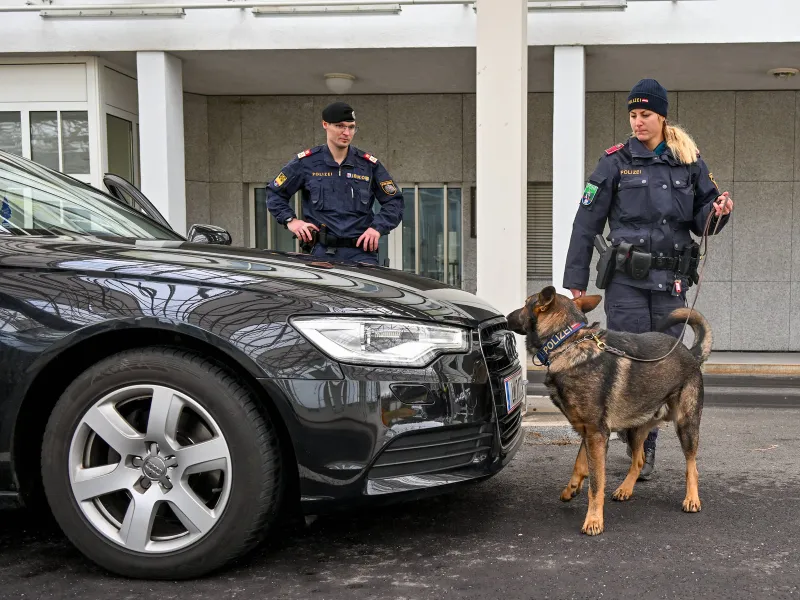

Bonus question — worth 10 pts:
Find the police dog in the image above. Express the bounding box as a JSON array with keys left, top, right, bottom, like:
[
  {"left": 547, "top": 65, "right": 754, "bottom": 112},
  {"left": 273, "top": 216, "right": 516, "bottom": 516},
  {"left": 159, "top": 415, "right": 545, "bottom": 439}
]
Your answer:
[{"left": 506, "top": 286, "right": 712, "bottom": 536}]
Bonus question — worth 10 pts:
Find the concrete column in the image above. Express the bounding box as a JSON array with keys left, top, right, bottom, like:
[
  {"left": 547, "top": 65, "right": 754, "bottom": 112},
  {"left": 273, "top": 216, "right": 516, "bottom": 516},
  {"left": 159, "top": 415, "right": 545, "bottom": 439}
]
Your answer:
[
  {"left": 552, "top": 46, "right": 586, "bottom": 296},
  {"left": 136, "top": 51, "right": 187, "bottom": 234},
  {"left": 476, "top": 0, "right": 528, "bottom": 364}
]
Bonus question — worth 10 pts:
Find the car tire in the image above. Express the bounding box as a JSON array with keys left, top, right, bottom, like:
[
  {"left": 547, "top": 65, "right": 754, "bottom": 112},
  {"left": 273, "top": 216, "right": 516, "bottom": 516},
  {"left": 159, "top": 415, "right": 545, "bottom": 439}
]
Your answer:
[{"left": 41, "top": 347, "right": 283, "bottom": 579}]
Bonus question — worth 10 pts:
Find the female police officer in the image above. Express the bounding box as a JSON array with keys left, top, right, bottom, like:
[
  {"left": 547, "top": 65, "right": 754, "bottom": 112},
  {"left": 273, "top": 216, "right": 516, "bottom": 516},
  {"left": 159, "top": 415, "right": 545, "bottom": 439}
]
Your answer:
[{"left": 563, "top": 78, "right": 733, "bottom": 480}]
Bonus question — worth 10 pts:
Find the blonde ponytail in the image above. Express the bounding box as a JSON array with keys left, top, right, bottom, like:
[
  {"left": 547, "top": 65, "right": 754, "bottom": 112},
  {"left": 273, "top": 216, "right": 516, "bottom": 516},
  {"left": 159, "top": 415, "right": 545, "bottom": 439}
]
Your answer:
[{"left": 663, "top": 122, "right": 699, "bottom": 165}]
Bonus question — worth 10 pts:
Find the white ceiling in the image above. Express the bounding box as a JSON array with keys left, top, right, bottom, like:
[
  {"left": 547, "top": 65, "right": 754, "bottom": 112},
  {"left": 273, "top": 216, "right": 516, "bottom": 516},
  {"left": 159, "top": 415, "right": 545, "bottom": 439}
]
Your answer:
[{"left": 95, "top": 43, "right": 800, "bottom": 95}]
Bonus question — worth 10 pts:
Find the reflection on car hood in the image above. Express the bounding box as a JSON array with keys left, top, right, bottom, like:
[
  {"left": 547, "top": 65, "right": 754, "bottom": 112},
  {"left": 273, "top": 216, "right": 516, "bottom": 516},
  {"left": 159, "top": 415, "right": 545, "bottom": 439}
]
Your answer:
[{"left": 1, "top": 236, "right": 505, "bottom": 326}]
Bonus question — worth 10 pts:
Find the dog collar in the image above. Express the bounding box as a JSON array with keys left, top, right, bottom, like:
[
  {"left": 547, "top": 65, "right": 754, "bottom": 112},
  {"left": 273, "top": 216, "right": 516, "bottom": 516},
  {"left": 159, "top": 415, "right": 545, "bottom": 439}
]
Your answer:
[{"left": 535, "top": 322, "right": 587, "bottom": 367}]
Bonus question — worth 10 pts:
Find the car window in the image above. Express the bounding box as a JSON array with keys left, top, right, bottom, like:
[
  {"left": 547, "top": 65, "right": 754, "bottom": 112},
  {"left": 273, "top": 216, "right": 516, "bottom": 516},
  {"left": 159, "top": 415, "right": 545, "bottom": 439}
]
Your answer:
[{"left": 0, "top": 152, "right": 182, "bottom": 241}]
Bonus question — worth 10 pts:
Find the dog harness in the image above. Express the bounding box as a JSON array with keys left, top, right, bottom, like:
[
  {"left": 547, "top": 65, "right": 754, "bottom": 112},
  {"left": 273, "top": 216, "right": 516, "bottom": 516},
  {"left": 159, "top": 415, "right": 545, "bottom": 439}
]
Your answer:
[{"left": 534, "top": 322, "right": 587, "bottom": 367}]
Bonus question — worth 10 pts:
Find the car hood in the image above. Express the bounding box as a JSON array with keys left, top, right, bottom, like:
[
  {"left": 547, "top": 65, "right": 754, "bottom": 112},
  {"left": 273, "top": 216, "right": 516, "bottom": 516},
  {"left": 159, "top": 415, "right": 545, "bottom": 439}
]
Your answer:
[{"left": 4, "top": 237, "right": 506, "bottom": 327}]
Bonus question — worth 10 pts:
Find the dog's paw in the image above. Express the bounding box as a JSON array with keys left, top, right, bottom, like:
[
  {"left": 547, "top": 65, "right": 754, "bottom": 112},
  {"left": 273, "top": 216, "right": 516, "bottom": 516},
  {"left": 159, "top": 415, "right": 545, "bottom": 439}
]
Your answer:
[
  {"left": 581, "top": 515, "right": 604, "bottom": 536},
  {"left": 682, "top": 496, "right": 702, "bottom": 513},
  {"left": 612, "top": 485, "right": 634, "bottom": 502},
  {"left": 560, "top": 484, "right": 581, "bottom": 502}
]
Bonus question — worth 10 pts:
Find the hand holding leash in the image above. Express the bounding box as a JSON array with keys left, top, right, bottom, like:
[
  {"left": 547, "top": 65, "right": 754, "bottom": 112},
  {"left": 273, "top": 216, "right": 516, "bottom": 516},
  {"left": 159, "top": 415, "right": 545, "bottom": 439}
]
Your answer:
[{"left": 713, "top": 191, "right": 733, "bottom": 217}]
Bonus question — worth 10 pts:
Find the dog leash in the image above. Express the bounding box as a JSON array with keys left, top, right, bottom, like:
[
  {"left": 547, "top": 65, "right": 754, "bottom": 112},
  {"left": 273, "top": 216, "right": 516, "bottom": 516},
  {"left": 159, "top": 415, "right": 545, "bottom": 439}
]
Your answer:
[{"left": 583, "top": 197, "right": 727, "bottom": 363}]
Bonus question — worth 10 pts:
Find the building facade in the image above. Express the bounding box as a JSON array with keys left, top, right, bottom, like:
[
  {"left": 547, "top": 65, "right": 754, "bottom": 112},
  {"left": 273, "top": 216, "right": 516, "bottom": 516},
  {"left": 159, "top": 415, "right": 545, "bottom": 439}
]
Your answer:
[{"left": 1, "top": 0, "right": 800, "bottom": 352}]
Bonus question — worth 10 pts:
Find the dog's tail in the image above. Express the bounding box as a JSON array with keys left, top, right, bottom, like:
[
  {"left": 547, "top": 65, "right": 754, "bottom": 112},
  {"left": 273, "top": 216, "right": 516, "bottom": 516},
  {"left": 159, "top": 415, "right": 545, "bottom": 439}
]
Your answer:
[{"left": 655, "top": 308, "right": 713, "bottom": 363}]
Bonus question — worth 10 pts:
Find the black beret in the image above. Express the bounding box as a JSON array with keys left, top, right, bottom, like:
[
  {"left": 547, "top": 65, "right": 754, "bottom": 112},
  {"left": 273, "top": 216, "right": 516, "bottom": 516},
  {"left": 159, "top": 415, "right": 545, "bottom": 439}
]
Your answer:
[{"left": 322, "top": 101, "right": 355, "bottom": 123}]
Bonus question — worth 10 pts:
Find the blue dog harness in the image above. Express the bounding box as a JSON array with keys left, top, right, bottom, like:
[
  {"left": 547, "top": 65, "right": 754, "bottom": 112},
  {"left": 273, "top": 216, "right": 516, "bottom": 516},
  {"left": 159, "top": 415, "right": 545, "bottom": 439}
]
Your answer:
[{"left": 534, "top": 322, "right": 587, "bottom": 367}]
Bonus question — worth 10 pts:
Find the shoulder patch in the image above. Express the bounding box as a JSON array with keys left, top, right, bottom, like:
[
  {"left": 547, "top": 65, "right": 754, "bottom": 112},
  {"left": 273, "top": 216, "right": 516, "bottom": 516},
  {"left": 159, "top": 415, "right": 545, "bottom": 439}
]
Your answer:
[
  {"left": 363, "top": 152, "right": 378, "bottom": 164},
  {"left": 380, "top": 180, "right": 398, "bottom": 196},
  {"left": 605, "top": 143, "right": 625, "bottom": 156},
  {"left": 581, "top": 182, "right": 599, "bottom": 206},
  {"left": 297, "top": 149, "right": 312, "bottom": 159}
]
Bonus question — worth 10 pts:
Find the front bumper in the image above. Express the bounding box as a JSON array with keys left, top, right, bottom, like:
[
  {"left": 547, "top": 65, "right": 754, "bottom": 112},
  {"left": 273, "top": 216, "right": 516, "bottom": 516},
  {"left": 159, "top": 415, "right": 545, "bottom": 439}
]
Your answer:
[{"left": 259, "top": 317, "right": 524, "bottom": 513}]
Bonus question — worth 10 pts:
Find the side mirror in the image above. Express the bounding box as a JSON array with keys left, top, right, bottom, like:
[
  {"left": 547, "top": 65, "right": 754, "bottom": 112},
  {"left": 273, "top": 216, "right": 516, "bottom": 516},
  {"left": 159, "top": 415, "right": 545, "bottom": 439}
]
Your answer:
[{"left": 187, "top": 224, "right": 232, "bottom": 246}]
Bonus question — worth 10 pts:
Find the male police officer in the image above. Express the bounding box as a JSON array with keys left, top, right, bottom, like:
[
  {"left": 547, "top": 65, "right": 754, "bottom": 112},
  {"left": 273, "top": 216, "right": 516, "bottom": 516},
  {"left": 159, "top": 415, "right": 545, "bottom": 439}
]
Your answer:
[{"left": 265, "top": 102, "right": 404, "bottom": 265}]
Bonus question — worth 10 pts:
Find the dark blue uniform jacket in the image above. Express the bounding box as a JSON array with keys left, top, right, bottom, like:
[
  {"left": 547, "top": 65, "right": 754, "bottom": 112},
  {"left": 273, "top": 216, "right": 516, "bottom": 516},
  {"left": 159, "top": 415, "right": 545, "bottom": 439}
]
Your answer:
[
  {"left": 266, "top": 144, "right": 404, "bottom": 239},
  {"left": 563, "top": 137, "right": 730, "bottom": 292}
]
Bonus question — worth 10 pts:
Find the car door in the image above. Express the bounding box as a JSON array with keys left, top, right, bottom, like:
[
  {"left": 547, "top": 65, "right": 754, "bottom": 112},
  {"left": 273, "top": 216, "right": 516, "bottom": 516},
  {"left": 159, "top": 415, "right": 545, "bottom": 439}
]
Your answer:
[{"left": 103, "top": 173, "right": 174, "bottom": 232}]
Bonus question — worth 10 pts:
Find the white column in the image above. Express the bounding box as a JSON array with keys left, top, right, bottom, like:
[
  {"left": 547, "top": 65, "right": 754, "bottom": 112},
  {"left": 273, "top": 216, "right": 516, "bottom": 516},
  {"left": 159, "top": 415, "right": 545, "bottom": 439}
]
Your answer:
[
  {"left": 136, "top": 51, "right": 187, "bottom": 235},
  {"left": 476, "top": 0, "right": 528, "bottom": 364},
  {"left": 552, "top": 46, "right": 586, "bottom": 296}
]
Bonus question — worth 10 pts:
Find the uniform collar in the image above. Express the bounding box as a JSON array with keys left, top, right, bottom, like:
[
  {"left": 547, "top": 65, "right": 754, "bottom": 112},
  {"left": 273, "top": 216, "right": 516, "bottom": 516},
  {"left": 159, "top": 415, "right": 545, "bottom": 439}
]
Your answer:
[
  {"left": 629, "top": 137, "right": 677, "bottom": 164},
  {"left": 629, "top": 137, "right": 655, "bottom": 158},
  {"left": 322, "top": 143, "right": 357, "bottom": 168}
]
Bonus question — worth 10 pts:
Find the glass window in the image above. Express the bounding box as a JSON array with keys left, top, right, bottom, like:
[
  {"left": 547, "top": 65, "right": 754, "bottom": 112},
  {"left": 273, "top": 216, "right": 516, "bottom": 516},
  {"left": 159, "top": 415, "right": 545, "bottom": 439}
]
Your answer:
[
  {"left": 253, "top": 187, "right": 299, "bottom": 252},
  {"left": 30, "top": 112, "right": 60, "bottom": 171},
  {"left": 250, "top": 183, "right": 462, "bottom": 284},
  {"left": 61, "top": 111, "right": 90, "bottom": 174},
  {"left": 372, "top": 200, "right": 389, "bottom": 267},
  {"left": 0, "top": 112, "right": 22, "bottom": 157},
  {"left": 419, "top": 188, "right": 444, "bottom": 281},
  {"left": 106, "top": 114, "right": 134, "bottom": 182},
  {"left": 0, "top": 152, "right": 180, "bottom": 240},
  {"left": 401, "top": 186, "right": 416, "bottom": 274},
  {"left": 134, "top": 122, "right": 141, "bottom": 185},
  {"left": 447, "top": 187, "right": 462, "bottom": 288}
]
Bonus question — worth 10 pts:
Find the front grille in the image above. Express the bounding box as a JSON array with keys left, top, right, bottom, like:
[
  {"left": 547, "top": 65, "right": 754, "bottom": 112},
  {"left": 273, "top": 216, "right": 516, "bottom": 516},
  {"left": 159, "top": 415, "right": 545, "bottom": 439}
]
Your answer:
[
  {"left": 480, "top": 319, "right": 525, "bottom": 450},
  {"left": 479, "top": 321, "right": 507, "bottom": 343},
  {"left": 368, "top": 424, "right": 494, "bottom": 480},
  {"left": 480, "top": 321, "right": 518, "bottom": 373},
  {"left": 499, "top": 402, "right": 523, "bottom": 448}
]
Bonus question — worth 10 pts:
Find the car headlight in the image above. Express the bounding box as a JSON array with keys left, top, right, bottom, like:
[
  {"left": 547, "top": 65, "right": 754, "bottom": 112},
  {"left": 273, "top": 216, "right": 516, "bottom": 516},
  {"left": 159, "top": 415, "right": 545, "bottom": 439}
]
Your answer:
[{"left": 291, "top": 317, "right": 470, "bottom": 367}]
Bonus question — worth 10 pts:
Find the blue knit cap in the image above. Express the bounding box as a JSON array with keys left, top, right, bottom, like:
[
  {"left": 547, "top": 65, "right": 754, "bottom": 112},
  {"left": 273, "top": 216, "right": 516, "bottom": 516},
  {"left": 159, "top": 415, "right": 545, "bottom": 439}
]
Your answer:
[{"left": 627, "top": 79, "right": 668, "bottom": 117}]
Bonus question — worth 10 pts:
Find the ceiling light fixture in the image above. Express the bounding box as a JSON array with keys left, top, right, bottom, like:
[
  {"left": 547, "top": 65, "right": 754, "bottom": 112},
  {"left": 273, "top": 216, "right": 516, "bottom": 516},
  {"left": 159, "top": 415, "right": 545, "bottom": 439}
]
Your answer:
[
  {"left": 324, "top": 73, "right": 356, "bottom": 94},
  {"left": 767, "top": 68, "right": 799, "bottom": 80},
  {"left": 39, "top": 7, "right": 185, "bottom": 17},
  {"left": 527, "top": 0, "right": 627, "bottom": 10},
  {"left": 252, "top": 4, "right": 401, "bottom": 16}
]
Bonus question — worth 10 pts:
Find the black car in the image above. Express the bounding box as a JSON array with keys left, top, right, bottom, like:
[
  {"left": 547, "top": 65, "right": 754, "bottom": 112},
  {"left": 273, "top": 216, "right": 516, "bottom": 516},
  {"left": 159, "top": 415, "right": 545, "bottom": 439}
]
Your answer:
[{"left": 0, "top": 150, "right": 525, "bottom": 579}]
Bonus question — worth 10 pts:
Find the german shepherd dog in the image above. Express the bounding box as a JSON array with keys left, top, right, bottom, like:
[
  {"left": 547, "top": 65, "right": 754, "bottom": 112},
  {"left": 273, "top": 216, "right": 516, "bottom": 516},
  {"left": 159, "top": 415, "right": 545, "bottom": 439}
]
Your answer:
[{"left": 506, "top": 286, "right": 712, "bottom": 536}]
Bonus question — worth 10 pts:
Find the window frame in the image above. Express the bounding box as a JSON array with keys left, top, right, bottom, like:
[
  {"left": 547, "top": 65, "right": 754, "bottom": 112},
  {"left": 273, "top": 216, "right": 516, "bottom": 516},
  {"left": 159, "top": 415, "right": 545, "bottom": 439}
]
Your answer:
[
  {"left": 0, "top": 103, "right": 93, "bottom": 183},
  {"left": 248, "top": 183, "right": 302, "bottom": 252},
  {"left": 246, "top": 182, "right": 464, "bottom": 288},
  {"left": 398, "top": 182, "right": 463, "bottom": 287},
  {"left": 104, "top": 106, "right": 140, "bottom": 187}
]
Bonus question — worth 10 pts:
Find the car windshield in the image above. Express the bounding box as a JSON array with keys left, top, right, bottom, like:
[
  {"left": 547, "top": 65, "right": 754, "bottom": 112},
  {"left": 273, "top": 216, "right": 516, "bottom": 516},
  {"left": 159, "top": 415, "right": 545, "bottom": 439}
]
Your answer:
[{"left": 0, "top": 152, "right": 182, "bottom": 240}]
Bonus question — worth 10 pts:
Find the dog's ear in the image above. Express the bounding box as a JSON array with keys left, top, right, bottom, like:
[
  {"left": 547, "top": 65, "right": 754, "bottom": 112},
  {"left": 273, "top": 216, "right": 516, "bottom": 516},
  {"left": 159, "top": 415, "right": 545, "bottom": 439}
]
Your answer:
[
  {"left": 574, "top": 294, "right": 602, "bottom": 314},
  {"left": 506, "top": 307, "right": 527, "bottom": 335},
  {"left": 536, "top": 286, "right": 556, "bottom": 313}
]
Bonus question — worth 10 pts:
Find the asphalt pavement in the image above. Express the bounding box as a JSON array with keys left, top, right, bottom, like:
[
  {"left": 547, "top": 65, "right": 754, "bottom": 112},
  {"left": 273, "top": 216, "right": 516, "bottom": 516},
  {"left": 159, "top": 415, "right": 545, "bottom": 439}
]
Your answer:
[{"left": 1, "top": 405, "right": 799, "bottom": 600}]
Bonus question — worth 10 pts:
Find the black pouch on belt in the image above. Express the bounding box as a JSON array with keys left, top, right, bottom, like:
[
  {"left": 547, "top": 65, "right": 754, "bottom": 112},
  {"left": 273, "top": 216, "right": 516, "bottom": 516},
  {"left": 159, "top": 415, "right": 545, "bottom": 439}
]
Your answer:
[
  {"left": 627, "top": 249, "right": 652, "bottom": 280},
  {"left": 615, "top": 242, "right": 633, "bottom": 273}
]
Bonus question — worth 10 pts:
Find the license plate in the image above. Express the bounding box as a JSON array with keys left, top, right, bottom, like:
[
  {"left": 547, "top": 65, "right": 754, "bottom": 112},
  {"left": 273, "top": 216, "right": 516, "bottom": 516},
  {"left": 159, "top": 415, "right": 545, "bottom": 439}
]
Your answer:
[{"left": 503, "top": 369, "right": 525, "bottom": 413}]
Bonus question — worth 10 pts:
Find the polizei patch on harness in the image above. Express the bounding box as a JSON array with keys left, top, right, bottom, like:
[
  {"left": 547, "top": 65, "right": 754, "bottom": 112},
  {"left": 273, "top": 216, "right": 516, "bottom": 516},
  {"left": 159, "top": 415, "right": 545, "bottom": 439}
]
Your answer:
[
  {"left": 535, "top": 322, "right": 586, "bottom": 367},
  {"left": 581, "top": 183, "right": 599, "bottom": 206}
]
